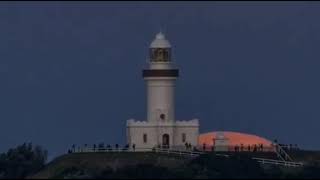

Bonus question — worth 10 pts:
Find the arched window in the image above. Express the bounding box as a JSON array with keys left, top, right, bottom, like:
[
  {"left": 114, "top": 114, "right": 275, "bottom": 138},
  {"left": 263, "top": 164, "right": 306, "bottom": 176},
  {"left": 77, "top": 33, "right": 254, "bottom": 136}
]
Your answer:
[
  {"left": 143, "top": 134, "right": 147, "bottom": 143},
  {"left": 160, "top": 114, "right": 165, "bottom": 120},
  {"left": 182, "top": 133, "right": 186, "bottom": 143}
]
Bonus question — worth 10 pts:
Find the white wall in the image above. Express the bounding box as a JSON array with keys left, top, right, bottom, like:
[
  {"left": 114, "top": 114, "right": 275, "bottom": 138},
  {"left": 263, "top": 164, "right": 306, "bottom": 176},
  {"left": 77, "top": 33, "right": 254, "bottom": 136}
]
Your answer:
[
  {"left": 127, "top": 126, "right": 157, "bottom": 150},
  {"left": 174, "top": 126, "right": 199, "bottom": 147},
  {"left": 145, "top": 78, "right": 176, "bottom": 123},
  {"left": 127, "top": 119, "right": 199, "bottom": 151}
]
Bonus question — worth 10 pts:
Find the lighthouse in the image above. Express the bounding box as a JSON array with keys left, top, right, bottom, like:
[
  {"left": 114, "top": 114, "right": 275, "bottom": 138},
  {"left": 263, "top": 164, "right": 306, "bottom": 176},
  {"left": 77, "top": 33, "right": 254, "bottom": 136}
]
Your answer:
[
  {"left": 143, "top": 32, "right": 178, "bottom": 124},
  {"left": 126, "top": 32, "right": 199, "bottom": 151}
]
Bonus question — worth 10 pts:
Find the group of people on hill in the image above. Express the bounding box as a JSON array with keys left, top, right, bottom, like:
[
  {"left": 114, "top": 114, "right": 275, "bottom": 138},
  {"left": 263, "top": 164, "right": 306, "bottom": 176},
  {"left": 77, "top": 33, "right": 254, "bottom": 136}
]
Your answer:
[
  {"left": 233, "top": 143, "right": 264, "bottom": 152},
  {"left": 199, "top": 143, "right": 267, "bottom": 152},
  {"left": 67, "top": 139, "right": 300, "bottom": 154},
  {"left": 185, "top": 142, "right": 193, "bottom": 150},
  {"left": 278, "top": 144, "right": 300, "bottom": 151},
  {"left": 273, "top": 139, "right": 299, "bottom": 151},
  {"left": 67, "top": 143, "right": 137, "bottom": 153}
]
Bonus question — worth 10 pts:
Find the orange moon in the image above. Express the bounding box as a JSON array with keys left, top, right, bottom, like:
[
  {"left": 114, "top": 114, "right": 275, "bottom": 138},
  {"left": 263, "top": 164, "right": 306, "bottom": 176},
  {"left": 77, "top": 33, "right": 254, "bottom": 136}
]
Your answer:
[{"left": 199, "top": 131, "right": 273, "bottom": 147}]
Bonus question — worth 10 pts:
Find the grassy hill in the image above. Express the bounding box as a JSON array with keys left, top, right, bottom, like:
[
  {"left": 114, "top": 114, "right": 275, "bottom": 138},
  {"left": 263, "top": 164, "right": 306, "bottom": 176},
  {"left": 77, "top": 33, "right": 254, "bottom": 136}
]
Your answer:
[
  {"left": 29, "top": 150, "right": 320, "bottom": 179},
  {"left": 30, "top": 152, "right": 190, "bottom": 179},
  {"left": 288, "top": 150, "right": 320, "bottom": 162},
  {"left": 4, "top": 143, "right": 320, "bottom": 179}
]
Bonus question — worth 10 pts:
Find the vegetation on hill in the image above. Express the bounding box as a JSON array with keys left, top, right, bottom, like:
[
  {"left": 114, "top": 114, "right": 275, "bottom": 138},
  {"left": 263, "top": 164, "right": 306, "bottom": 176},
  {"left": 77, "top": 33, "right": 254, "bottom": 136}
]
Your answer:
[
  {"left": 0, "top": 143, "right": 47, "bottom": 179},
  {"left": 31, "top": 152, "right": 189, "bottom": 179},
  {"left": 1, "top": 143, "right": 320, "bottom": 179},
  {"left": 32, "top": 151, "right": 320, "bottom": 179},
  {"left": 35, "top": 153, "right": 269, "bottom": 179}
]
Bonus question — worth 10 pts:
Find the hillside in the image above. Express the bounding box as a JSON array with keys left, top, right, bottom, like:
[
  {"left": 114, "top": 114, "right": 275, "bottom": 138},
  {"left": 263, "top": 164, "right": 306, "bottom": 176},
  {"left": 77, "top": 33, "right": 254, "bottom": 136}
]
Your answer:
[
  {"left": 288, "top": 150, "right": 320, "bottom": 162},
  {"left": 30, "top": 150, "right": 320, "bottom": 179},
  {"left": 30, "top": 152, "right": 190, "bottom": 179}
]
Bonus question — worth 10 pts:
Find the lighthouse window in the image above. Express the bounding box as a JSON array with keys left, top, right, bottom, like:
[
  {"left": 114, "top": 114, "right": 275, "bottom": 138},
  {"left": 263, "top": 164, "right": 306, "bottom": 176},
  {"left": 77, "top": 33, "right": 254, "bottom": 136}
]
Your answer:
[
  {"left": 156, "top": 49, "right": 164, "bottom": 61},
  {"left": 182, "top": 133, "right": 186, "bottom": 143},
  {"left": 150, "top": 48, "right": 171, "bottom": 62},
  {"left": 150, "top": 49, "right": 157, "bottom": 62},
  {"left": 166, "top": 49, "right": 171, "bottom": 61},
  {"left": 143, "top": 134, "right": 147, "bottom": 143},
  {"left": 160, "top": 114, "right": 165, "bottom": 120},
  {"left": 164, "top": 50, "right": 168, "bottom": 60},
  {"left": 150, "top": 49, "right": 153, "bottom": 60}
]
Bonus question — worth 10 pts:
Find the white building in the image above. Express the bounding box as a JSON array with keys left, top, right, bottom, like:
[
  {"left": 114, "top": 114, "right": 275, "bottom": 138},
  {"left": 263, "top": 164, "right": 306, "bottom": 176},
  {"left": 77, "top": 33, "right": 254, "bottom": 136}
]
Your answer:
[{"left": 126, "top": 32, "right": 200, "bottom": 151}]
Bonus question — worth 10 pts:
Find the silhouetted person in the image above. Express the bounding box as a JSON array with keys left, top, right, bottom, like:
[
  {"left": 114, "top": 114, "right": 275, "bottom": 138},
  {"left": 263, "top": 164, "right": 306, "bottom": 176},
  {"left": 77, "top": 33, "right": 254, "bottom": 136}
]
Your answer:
[
  {"left": 93, "top": 144, "right": 96, "bottom": 152},
  {"left": 98, "top": 143, "right": 104, "bottom": 151},
  {"left": 260, "top": 144, "right": 264, "bottom": 152},
  {"left": 234, "top": 145, "right": 239, "bottom": 152},
  {"left": 211, "top": 145, "right": 214, "bottom": 152},
  {"left": 125, "top": 144, "right": 129, "bottom": 151},
  {"left": 132, "top": 144, "right": 136, "bottom": 151},
  {"left": 240, "top": 144, "right": 244, "bottom": 151},
  {"left": 275, "top": 143, "right": 279, "bottom": 152},
  {"left": 253, "top": 144, "right": 257, "bottom": 152},
  {"left": 193, "top": 146, "right": 197, "bottom": 151},
  {"left": 185, "top": 142, "right": 188, "bottom": 150},
  {"left": 115, "top": 144, "right": 119, "bottom": 150},
  {"left": 247, "top": 145, "right": 251, "bottom": 152},
  {"left": 203, "top": 143, "right": 206, "bottom": 151}
]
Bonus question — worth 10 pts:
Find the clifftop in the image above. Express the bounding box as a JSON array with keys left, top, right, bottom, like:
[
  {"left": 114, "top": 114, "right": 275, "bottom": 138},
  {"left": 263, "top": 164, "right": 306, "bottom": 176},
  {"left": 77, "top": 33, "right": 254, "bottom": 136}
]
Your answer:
[
  {"left": 30, "top": 150, "right": 320, "bottom": 179},
  {"left": 30, "top": 152, "right": 190, "bottom": 179}
]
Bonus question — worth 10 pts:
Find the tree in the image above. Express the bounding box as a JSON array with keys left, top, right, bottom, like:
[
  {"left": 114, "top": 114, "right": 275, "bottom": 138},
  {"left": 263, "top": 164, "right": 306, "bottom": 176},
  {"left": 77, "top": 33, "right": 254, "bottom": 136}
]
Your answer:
[{"left": 0, "top": 143, "right": 48, "bottom": 179}]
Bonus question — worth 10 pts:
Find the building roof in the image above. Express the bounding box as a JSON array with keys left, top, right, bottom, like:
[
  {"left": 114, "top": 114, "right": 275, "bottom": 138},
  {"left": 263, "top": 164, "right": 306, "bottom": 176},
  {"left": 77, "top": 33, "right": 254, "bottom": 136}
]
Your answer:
[{"left": 150, "top": 32, "right": 171, "bottom": 48}]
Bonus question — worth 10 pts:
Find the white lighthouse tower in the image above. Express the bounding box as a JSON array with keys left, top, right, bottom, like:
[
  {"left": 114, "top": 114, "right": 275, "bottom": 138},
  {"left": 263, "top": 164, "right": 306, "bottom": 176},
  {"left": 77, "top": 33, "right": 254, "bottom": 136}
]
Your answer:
[
  {"left": 126, "top": 32, "right": 199, "bottom": 151},
  {"left": 145, "top": 32, "right": 177, "bottom": 125}
]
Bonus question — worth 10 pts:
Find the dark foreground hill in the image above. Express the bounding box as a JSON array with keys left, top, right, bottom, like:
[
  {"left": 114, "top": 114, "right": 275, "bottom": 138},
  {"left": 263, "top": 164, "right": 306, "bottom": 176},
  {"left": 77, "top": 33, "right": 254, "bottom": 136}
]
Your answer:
[
  {"left": 30, "top": 152, "right": 189, "bottom": 179},
  {"left": 29, "top": 151, "right": 320, "bottom": 179}
]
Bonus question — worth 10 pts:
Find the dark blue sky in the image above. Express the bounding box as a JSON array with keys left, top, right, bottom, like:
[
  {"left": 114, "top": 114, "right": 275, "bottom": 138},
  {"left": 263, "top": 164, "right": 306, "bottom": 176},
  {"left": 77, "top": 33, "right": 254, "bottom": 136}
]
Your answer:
[{"left": 1, "top": 2, "right": 320, "bottom": 160}]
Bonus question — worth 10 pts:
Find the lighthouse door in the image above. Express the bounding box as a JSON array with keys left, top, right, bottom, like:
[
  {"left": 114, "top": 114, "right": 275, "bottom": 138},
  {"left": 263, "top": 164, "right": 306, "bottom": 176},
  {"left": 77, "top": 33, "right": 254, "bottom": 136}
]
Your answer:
[{"left": 162, "top": 134, "right": 170, "bottom": 149}]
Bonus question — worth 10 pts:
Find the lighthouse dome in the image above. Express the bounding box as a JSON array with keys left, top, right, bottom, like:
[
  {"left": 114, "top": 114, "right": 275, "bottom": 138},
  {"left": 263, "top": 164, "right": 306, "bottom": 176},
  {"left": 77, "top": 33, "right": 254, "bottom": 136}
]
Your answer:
[{"left": 150, "top": 32, "right": 171, "bottom": 48}]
